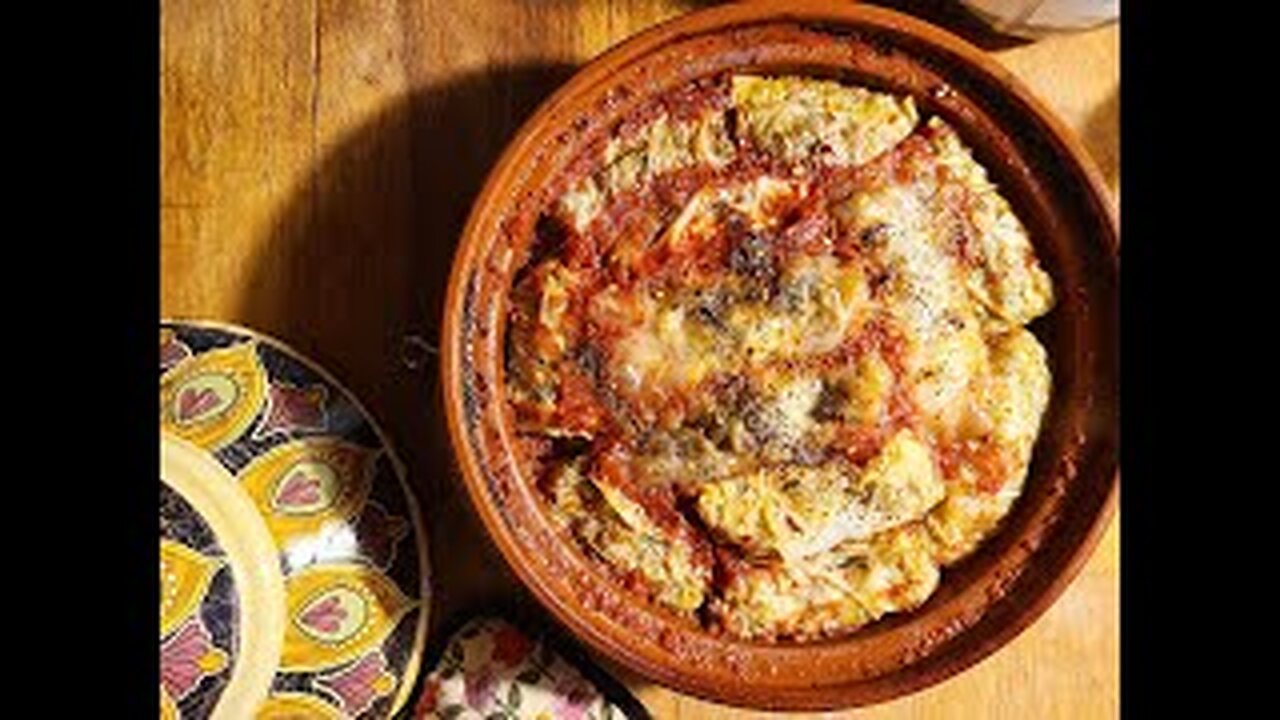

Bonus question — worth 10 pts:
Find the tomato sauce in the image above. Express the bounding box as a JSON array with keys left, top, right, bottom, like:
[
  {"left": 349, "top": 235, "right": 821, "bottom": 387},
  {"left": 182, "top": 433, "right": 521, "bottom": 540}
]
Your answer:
[
  {"left": 504, "top": 72, "right": 1048, "bottom": 639},
  {"left": 934, "top": 435, "right": 1014, "bottom": 494}
]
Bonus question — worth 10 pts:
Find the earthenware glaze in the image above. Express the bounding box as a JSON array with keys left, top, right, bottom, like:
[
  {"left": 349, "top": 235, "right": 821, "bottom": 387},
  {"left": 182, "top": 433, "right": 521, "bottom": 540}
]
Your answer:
[
  {"left": 160, "top": 321, "right": 431, "bottom": 718},
  {"left": 440, "top": 0, "right": 1118, "bottom": 710}
]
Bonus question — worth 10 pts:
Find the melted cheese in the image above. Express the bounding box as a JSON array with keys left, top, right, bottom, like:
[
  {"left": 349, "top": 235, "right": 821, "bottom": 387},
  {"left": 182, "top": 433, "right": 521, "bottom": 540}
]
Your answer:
[
  {"left": 778, "top": 255, "right": 870, "bottom": 354},
  {"left": 733, "top": 75, "right": 919, "bottom": 166},
  {"left": 697, "top": 430, "right": 943, "bottom": 563},
  {"left": 513, "top": 76, "right": 1055, "bottom": 638},
  {"left": 926, "top": 329, "right": 1051, "bottom": 563},
  {"left": 547, "top": 461, "right": 711, "bottom": 612},
  {"left": 557, "top": 106, "right": 735, "bottom": 232},
  {"left": 612, "top": 302, "right": 712, "bottom": 392},
  {"left": 924, "top": 118, "right": 1055, "bottom": 327},
  {"left": 607, "top": 177, "right": 870, "bottom": 400},
  {"left": 716, "top": 524, "right": 940, "bottom": 640}
]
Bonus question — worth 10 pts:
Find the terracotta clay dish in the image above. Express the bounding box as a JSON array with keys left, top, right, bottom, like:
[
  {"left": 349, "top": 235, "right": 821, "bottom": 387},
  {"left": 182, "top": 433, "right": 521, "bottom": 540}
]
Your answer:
[{"left": 441, "top": 0, "right": 1117, "bottom": 709}]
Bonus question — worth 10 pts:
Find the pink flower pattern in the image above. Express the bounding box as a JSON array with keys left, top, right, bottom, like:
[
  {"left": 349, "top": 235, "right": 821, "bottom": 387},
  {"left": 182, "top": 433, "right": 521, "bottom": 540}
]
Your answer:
[
  {"left": 463, "top": 661, "right": 498, "bottom": 711},
  {"left": 414, "top": 677, "right": 441, "bottom": 715},
  {"left": 160, "top": 618, "right": 225, "bottom": 702},
  {"left": 412, "top": 618, "right": 629, "bottom": 719},
  {"left": 551, "top": 676, "right": 598, "bottom": 720},
  {"left": 254, "top": 382, "right": 328, "bottom": 439},
  {"left": 299, "top": 594, "right": 348, "bottom": 634},
  {"left": 317, "top": 652, "right": 395, "bottom": 717},
  {"left": 177, "top": 386, "right": 221, "bottom": 421},
  {"left": 275, "top": 470, "right": 324, "bottom": 507},
  {"left": 489, "top": 624, "right": 534, "bottom": 668},
  {"left": 160, "top": 334, "right": 191, "bottom": 369}
]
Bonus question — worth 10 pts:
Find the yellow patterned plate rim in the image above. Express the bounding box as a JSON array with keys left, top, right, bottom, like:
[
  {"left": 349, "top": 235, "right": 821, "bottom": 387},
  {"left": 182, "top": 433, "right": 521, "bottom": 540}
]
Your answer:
[
  {"left": 160, "top": 318, "right": 432, "bottom": 717},
  {"left": 161, "top": 432, "right": 286, "bottom": 720}
]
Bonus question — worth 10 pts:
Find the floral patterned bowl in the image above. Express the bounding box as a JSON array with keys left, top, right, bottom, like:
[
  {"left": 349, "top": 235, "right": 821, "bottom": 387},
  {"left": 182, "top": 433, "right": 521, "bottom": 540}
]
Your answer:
[
  {"left": 161, "top": 433, "right": 284, "bottom": 719},
  {"left": 160, "top": 320, "right": 432, "bottom": 719},
  {"left": 412, "top": 617, "right": 647, "bottom": 720}
]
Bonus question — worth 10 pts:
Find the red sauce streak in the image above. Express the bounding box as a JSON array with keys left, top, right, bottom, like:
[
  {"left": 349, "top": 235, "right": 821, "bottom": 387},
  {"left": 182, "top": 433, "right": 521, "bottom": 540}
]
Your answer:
[
  {"left": 777, "top": 197, "right": 835, "bottom": 256},
  {"left": 555, "top": 368, "right": 605, "bottom": 436},
  {"left": 798, "top": 315, "right": 910, "bottom": 379},
  {"left": 935, "top": 436, "right": 1015, "bottom": 494},
  {"left": 512, "top": 76, "right": 1025, "bottom": 633},
  {"left": 552, "top": 74, "right": 730, "bottom": 216},
  {"left": 832, "top": 385, "right": 918, "bottom": 466},
  {"left": 593, "top": 440, "right": 687, "bottom": 534},
  {"left": 712, "top": 545, "right": 754, "bottom": 590}
]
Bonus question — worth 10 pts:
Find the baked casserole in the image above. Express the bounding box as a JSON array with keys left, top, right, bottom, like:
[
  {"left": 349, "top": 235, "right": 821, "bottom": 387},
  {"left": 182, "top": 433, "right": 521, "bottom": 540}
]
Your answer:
[{"left": 504, "top": 73, "right": 1053, "bottom": 641}]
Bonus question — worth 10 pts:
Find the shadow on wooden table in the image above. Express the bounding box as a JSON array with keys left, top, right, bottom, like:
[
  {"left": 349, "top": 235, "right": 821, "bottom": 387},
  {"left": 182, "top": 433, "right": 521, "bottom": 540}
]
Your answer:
[{"left": 236, "top": 62, "right": 581, "bottom": 680}]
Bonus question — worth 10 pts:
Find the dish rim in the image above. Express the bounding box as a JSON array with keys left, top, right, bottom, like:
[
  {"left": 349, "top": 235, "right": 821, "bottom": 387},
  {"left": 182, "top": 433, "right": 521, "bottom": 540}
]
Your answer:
[
  {"left": 160, "top": 317, "right": 433, "bottom": 717},
  {"left": 440, "top": 0, "right": 1118, "bottom": 709}
]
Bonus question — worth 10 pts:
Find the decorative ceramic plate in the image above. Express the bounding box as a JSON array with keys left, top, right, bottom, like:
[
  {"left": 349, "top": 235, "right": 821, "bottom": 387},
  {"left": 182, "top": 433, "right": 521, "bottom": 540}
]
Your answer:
[{"left": 160, "top": 320, "right": 431, "bottom": 719}]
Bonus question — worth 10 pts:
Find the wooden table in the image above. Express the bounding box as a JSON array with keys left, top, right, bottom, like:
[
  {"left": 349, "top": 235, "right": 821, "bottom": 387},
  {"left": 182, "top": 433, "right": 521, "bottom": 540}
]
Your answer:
[{"left": 161, "top": 2, "right": 1118, "bottom": 717}]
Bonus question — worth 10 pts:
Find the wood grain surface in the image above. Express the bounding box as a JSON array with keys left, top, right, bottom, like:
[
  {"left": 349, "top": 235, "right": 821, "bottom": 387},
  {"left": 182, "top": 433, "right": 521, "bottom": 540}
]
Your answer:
[{"left": 160, "top": 1, "right": 1118, "bottom": 717}]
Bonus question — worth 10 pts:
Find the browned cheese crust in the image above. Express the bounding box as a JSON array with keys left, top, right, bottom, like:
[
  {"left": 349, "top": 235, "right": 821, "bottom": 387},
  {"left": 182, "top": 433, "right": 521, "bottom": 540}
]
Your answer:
[{"left": 505, "top": 74, "right": 1053, "bottom": 641}]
